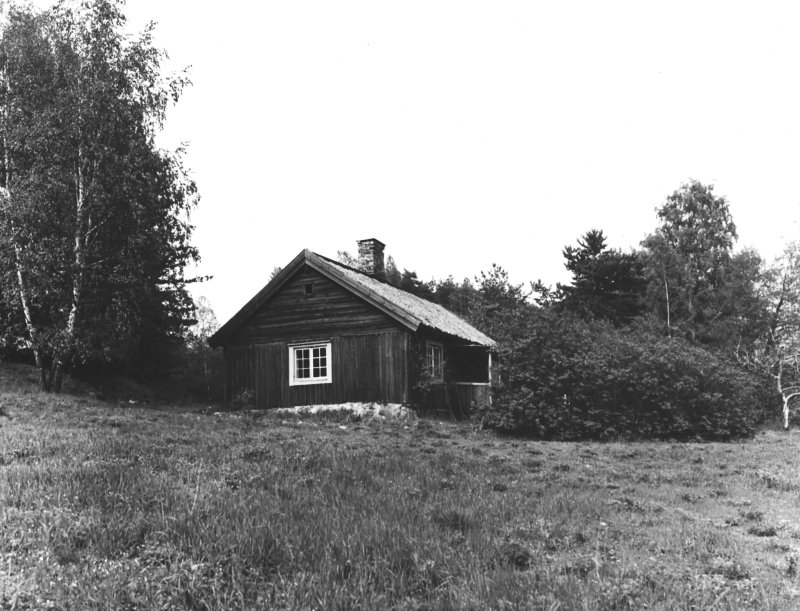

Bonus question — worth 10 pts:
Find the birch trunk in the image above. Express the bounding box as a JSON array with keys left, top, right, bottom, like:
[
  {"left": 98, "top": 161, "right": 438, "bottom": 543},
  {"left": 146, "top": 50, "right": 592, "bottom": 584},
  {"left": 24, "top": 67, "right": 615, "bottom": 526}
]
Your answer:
[
  {"left": 779, "top": 391, "right": 800, "bottom": 430},
  {"left": 784, "top": 397, "right": 790, "bottom": 430},
  {"left": 663, "top": 270, "right": 671, "bottom": 337},
  {"left": 13, "top": 240, "right": 49, "bottom": 390},
  {"left": 775, "top": 358, "right": 800, "bottom": 430},
  {"left": 0, "top": 32, "right": 50, "bottom": 391},
  {"left": 51, "top": 144, "right": 89, "bottom": 393}
]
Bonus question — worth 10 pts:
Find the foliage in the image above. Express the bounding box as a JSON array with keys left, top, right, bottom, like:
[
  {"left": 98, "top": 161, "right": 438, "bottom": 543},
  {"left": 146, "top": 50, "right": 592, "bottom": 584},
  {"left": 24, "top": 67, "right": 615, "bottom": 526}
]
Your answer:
[
  {"left": 480, "top": 310, "right": 773, "bottom": 440},
  {"left": 467, "top": 264, "right": 532, "bottom": 345},
  {"left": 385, "top": 254, "right": 400, "bottom": 285},
  {"left": 407, "top": 337, "right": 439, "bottom": 411},
  {"left": 641, "top": 180, "right": 748, "bottom": 343},
  {"left": 762, "top": 241, "right": 800, "bottom": 346},
  {"left": 392, "top": 268, "right": 436, "bottom": 300},
  {"left": 559, "top": 229, "right": 647, "bottom": 325},
  {"left": 174, "top": 296, "right": 224, "bottom": 402},
  {"left": 430, "top": 275, "right": 475, "bottom": 318},
  {"left": 0, "top": 0, "right": 198, "bottom": 391},
  {"left": 336, "top": 249, "right": 357, "bottom": 267},
  {"left": 656, "top": 180, "right": 737, "bottom": 267},
  {"left": 707, "top": 248, "right": 770, "bottom": 348},
  {"left": 738, "top": 242, "right": 800, "bottom": 428}
]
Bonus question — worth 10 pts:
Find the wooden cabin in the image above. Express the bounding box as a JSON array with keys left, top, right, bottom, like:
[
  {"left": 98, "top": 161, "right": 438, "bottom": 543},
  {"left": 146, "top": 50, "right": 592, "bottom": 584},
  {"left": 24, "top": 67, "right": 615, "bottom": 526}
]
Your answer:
[{"left": 208, "top": 239, "right": 495, "bottom": 416}]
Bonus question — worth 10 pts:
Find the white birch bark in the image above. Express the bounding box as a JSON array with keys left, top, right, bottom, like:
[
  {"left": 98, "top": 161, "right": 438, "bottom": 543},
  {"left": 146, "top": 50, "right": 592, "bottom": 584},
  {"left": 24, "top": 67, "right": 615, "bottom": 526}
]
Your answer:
[
  {"left": 0, "top": 16, "right": 49, "bottom": 389},
  {"left": 663, "top": 270, "right": 671, "bottom": 337},
  {"left": 771, "top": 357, "right": 799, "bottom": 431},
  {"left": 52, "top": 140, "right": 91, "bottom": 392}
]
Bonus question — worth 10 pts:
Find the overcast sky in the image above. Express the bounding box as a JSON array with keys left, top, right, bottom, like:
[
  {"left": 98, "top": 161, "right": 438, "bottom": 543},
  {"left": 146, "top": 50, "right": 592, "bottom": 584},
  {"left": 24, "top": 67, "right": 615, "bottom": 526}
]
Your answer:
[{"left": 40, "top": 1, "right": 800, "bottom": 322}]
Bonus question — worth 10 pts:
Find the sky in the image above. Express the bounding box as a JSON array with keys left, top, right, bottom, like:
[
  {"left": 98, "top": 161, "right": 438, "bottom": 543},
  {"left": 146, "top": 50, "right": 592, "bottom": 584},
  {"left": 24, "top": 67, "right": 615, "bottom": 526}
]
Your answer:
[{"left": 33, "top": 1, "right": 800, "bottom": 323}]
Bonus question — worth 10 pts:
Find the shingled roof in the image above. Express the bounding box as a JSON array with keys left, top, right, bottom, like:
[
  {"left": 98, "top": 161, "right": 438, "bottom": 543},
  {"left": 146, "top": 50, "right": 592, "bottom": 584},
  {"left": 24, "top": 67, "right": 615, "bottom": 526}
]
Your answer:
[{"left": 209, "top": 249, "right": 495, "bottom": 348}]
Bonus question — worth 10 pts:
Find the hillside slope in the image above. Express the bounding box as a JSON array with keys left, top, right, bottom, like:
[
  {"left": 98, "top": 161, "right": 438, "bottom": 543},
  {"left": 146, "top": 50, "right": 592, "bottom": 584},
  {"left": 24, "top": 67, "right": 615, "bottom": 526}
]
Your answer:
[{"left": 1, "top": 390, "right": 799, "bottom": 609}]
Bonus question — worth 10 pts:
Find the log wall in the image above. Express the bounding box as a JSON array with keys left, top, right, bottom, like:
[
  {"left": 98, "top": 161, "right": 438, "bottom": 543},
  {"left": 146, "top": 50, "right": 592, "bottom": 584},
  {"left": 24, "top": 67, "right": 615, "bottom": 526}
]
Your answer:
[
  {"left": 224, "top": 331, "right": 409, "bottom": 408},
  {"left": 228, "top": 265, "right": 399, "bottom": 345}
]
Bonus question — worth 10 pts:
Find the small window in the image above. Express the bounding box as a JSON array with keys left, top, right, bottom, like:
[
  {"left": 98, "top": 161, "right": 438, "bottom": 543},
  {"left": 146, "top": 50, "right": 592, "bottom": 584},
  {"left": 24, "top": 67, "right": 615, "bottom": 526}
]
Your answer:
[
  {"left": 289, "top": 342, "right": 332, "bottom": 386},
  {"left": 303, "top": 282, "right": 314, "bottom": 297},
  {"left": 426, "top": 341, "right": 443, "bottom": 380}
]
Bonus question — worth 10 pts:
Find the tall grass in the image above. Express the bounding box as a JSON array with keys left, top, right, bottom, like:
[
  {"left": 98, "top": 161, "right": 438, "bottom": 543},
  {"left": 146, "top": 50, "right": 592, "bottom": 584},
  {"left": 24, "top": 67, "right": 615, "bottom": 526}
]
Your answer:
[{"left": 0, "top": 393, "right": 796, "bottom": 609}]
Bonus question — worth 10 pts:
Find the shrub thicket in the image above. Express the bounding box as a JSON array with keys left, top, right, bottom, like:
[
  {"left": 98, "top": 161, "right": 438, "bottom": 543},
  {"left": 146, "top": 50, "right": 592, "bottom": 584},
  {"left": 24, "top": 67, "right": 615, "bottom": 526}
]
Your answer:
[{"left": 480, "top": 312, "right": 774, "bottom": 440}]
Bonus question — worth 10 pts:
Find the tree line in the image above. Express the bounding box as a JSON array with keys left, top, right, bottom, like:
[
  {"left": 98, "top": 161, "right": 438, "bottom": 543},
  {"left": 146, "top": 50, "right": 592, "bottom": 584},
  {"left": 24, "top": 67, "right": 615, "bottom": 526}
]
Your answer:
[{"left": 377, "top": 180, "right": 797, "bottom": 438}]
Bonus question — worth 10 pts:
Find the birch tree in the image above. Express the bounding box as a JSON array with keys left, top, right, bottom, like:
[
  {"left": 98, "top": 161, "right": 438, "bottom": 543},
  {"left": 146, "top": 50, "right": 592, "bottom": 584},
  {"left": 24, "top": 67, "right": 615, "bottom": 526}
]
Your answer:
[
  {"left": 0, "top": 0, "right": 197, "bottom": 391},
  {"left": 0, "top": 4, "right": 59, "bottom": 388},
  {"left": 642, "top": 181, "right": 742, "bottom": 344},
  {"left": 738, "top": 242, "right": 800, "bottom": 429}
]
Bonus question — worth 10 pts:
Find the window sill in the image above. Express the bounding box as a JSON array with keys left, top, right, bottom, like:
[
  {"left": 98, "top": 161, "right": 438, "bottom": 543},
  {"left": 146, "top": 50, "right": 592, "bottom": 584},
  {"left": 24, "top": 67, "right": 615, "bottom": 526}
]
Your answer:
[{"left": 289, "top": 378, "right": 332, "bottom": 387}]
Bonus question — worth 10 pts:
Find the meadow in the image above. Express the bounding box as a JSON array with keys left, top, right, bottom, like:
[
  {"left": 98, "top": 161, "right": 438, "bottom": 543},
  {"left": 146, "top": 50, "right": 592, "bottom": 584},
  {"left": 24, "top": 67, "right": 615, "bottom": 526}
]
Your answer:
[{"left": 2, "top": 366, "right": 800, "bottom": 609}]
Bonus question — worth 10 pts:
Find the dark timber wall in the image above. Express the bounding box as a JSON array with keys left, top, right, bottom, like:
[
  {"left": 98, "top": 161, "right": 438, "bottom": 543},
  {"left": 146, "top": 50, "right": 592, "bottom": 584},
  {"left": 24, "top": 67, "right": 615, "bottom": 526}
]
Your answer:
[
  {"left": 223, "top": 265, "right": 410, "bottom": 407},
  {"left": 229, "top": 266, "right": 399, "bottom": 345},
  {"left": 225, "top": 332, "right": 409, "bottom": 408}
]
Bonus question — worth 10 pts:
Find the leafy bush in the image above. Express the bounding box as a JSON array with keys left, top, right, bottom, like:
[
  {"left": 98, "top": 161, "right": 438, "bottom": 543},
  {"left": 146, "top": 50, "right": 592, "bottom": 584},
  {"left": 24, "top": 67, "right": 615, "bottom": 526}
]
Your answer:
[
  {"left": 172, "top": 339, "right": 225, "bottom": 403},
  {"left": 480, "top": 312, "right": 775, "bottom": 440}
]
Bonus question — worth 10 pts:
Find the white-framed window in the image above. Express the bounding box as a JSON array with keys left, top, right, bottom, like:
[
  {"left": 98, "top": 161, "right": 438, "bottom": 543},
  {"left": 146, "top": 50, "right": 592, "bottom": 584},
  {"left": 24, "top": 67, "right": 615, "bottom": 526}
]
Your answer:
[
  {"left": 426, "top": 341, "right": 443, "bottom": 380},
  {"left": 289, "top": 341, "right": 332, "bottom": 386}
]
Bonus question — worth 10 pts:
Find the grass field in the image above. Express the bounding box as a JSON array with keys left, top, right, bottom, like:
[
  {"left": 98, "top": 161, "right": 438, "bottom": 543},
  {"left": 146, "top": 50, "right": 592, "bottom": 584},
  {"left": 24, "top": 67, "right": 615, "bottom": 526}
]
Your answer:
[{"left": 2, "top": 373, "right": 800, "bottom": 609}]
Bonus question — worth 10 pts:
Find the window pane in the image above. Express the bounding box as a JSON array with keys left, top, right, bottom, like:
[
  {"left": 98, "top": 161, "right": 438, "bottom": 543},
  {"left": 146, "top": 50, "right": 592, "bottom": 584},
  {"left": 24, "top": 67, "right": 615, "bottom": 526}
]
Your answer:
[
  {"left": 296, "top": 348, "right": 310, "bottom": 378},
  {"left": 427, "top": 344, "right": 442, "bottom": 377},
  {"left": 313, "top": 346, "right": 327, "bottom": 377}
]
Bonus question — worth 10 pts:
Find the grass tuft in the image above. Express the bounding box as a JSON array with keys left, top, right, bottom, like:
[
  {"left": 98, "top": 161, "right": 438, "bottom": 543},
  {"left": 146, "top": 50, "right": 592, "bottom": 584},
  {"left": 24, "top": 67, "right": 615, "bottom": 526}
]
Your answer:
[
  {"left": 748, "top": 525, "right": 778, "bottom": 537},
  {"left": 431, "top": 508, "right": 471, "bottom": 534},
  {"left": 496, "top": 541, "right": 532, "bottom": 570}
]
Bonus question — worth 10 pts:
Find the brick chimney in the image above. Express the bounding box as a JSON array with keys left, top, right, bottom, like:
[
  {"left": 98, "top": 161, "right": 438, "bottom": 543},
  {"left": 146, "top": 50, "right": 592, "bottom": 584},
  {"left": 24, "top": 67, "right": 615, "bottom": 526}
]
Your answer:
[{"left": 357, "top": 238, "right": 385, "bottom": 278}]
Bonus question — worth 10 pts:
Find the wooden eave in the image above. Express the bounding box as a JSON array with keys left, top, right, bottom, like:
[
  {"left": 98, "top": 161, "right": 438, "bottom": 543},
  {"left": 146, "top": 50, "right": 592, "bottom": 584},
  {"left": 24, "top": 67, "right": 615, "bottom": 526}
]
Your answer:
[
  {"left": 416, "top": 323, "right": 495, "bottom": 350},
  {"left": 208, "top": 250, "right": 422, "bottom": 348}
]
